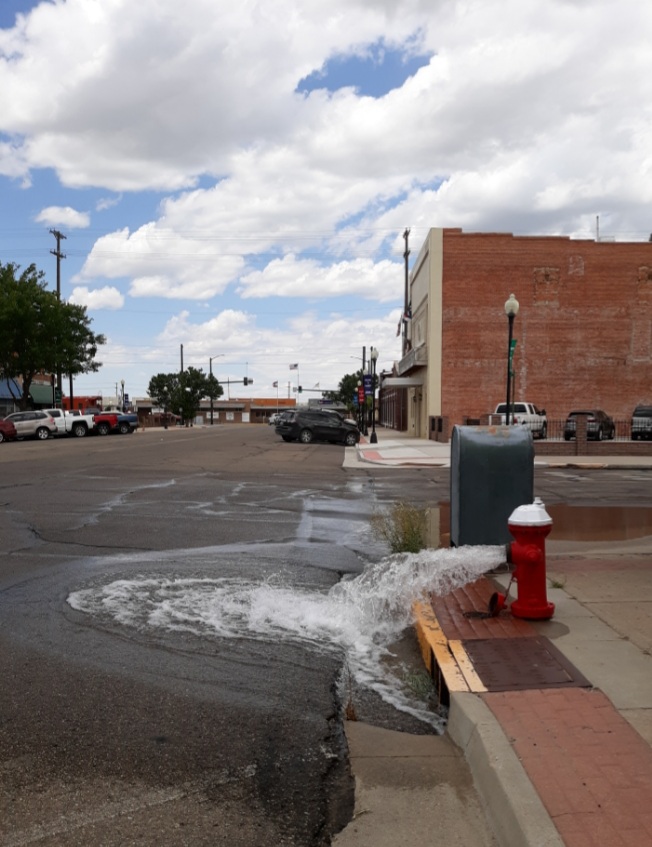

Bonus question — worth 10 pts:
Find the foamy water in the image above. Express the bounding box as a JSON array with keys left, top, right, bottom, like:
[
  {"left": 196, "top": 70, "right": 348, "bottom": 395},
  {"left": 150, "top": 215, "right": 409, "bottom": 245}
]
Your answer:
[{"left": 68, "top": 545, "right": 504, "bottom": 726}]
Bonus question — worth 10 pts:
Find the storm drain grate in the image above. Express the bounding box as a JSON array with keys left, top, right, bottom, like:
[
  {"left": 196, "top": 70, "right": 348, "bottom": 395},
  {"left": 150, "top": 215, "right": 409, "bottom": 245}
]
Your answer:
[{"left": 460, "top": 636, "right": 592, "bottom": 692}]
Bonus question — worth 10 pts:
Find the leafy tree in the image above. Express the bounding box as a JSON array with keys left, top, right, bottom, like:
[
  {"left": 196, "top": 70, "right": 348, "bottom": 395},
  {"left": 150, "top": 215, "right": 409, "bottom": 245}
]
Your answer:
[
  {"left": 58, "top": 302, "right": 105, "bottom": 384},
  {"left": 147, "top": 373, "right": 174, "bottom": 413},
  {"left": 147, "top": 366, "right": 222, "bottom": 423},
  {"left": 322, "top": 369, "right": 364, "bottom": 410},
  {"left": 0, "top": 262, "right": 105, "bottom": 409},
  {"left": 323, "top": 369, "right": 377, "bottom": 415}
]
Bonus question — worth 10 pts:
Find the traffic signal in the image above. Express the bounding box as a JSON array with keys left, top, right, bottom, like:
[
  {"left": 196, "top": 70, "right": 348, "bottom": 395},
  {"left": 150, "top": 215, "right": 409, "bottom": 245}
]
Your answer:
[
  {"left": 243, "top": 377, "right": 250, "bottom": 386},
  {"left": 298, "top": 385, "right": 303, "bottom": 393}
]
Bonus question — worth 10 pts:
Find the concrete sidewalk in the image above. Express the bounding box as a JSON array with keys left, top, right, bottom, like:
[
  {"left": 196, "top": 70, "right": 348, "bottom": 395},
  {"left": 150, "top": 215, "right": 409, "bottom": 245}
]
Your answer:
[{"left": 351, "top": 426, "right": 652, "bottom": 470}]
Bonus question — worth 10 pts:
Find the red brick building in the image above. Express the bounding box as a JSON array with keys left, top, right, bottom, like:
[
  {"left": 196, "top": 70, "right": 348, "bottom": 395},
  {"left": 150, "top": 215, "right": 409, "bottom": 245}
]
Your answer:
[{"left": 381, "top": 228, "right": 652, "bottom": 436}]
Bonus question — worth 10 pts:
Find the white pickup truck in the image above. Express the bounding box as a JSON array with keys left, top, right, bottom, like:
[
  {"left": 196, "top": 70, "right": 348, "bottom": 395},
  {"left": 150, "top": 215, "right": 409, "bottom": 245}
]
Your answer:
[
  {"left": 44, "top": 408, "right": 95, "bottom": 437},
  {"left": 493, "top": 402, "right": 548, "bottom": 439}
]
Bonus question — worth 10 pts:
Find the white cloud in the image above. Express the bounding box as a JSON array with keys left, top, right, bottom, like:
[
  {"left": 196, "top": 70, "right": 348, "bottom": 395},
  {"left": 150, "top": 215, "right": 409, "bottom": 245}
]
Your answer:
[
  {"left": 78, "top": 226, "right": 246, "bottom": 299},
  {"left": 5, "top": 0, "right": 650, "bottom": 286},
  {"left": 153, "top": 305, "right": 402, "bottom": 386},
  {"left": 35, "top": 205, "right": 90, "bottom": 228},
  {"left": 239, "top": 254, "right": 401, "bottom": 301},
  {"left": 0, "top": 0, "right": 427, "bottom": 190},
  {"left": 68, "top": 286, "right": 125, "bottom": 310},
  {"left": 96, "top": 194, "right": 122, "bottom": 212},
  {"left": 3, "top": 0, "right": 652, "bottom": 401}
]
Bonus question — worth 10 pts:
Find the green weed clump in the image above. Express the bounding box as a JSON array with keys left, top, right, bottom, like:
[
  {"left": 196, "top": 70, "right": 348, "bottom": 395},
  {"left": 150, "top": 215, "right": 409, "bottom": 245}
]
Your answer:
[{"left": 370, "top": 501, "right": 427, "bottom": 554}]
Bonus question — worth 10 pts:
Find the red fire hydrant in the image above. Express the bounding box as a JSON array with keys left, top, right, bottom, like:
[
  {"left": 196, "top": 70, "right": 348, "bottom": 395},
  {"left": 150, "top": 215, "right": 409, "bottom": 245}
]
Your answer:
[{"left": 508, "top": 498, "right": 555, "bottom": 620}]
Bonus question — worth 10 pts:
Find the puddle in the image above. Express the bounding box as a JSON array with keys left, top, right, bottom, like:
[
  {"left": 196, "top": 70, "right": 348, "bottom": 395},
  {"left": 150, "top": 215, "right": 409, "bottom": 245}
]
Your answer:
[
  {"left": 424, "top": 503, "right": 652, "bottom": 546},
  {"left": 544, "top": 504, "right": 652, "bottom": 542}
]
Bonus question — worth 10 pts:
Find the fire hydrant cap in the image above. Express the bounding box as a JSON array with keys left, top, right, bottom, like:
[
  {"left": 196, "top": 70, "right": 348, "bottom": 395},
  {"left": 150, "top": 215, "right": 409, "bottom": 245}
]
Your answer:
[{"left": 508, "top": 497, "right": 552, "bottom": 527}]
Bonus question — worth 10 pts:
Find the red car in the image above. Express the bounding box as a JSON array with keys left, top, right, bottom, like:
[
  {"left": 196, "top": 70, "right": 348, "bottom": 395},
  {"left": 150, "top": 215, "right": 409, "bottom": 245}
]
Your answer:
[{"left": 0, "top": 417, "right": 18, "bottom": 443}]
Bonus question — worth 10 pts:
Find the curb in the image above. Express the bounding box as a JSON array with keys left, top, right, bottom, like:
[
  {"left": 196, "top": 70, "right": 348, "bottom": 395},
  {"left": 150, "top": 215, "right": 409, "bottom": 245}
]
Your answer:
[
  {"left": 447, "top": 692, "right": 563, "bottom": 847},
  {"left": 355, "top": 449, "right": 651, "bottom": 470},
  {"left": 413, "top": 599, "right": 563, "bottom": 847}
]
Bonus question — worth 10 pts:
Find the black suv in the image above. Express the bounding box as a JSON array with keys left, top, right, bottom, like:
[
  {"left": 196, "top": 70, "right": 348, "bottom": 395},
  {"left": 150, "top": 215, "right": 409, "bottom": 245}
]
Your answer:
[
  {"left": 563, "top": 409, "right": 615, "bottom": 441},
  {"left": 631, "top": 405, "right": 652, "bottom": 441},
  {"left": 275, "top": 410, "right": 360, "bottom": 446}
]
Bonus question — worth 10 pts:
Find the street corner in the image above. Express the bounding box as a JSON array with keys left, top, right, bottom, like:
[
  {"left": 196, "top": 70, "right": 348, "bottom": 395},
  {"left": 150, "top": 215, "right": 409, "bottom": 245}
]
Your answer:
[{"left": 355, "top": 445, "right": 386, "bottom": 464}]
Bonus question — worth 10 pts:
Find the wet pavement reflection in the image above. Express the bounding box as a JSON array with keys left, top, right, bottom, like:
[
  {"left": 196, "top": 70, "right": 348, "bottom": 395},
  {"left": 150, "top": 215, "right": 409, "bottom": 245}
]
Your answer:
[{"left": 424, "top": 503, "right": 652, "bottom": 548}]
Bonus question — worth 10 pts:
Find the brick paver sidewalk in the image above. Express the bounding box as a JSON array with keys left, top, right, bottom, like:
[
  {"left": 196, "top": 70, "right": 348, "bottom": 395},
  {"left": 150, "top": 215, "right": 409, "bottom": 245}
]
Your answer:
[{"left": 428, "top": 578, "right": 652, "bottom": 847}]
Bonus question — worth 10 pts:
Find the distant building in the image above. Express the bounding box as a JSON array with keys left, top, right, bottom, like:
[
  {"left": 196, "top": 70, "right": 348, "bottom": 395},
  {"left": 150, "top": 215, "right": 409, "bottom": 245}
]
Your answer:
[
  {"left": 132, "top": 396, "right": 297, "bottom": 426},
  {"left": 63, "top": 394, "right": 103, "bottom": 413}
]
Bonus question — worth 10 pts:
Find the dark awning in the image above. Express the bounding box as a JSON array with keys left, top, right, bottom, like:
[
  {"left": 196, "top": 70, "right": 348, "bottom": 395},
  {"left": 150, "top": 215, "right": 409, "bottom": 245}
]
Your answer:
[{"left": 29, "top": 383, "right": 56, "bottom": 405}]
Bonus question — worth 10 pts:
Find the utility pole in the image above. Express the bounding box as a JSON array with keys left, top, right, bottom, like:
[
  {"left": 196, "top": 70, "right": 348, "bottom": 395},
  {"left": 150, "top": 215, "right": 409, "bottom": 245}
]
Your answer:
[
  {"left": 50, "top": 228, "right": 67, "bottom": 300},
  {"left": 403, "top": 228, "right": 410, "bottom": 356},
  {"left": 50, "top": 228, "right": 67, "bottom": 404}
]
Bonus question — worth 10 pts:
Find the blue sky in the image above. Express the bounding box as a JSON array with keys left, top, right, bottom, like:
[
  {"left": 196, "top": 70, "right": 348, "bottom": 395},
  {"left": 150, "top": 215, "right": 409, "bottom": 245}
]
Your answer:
[{"left": 1, "top": 0, "right": 651, "bottom": 403}]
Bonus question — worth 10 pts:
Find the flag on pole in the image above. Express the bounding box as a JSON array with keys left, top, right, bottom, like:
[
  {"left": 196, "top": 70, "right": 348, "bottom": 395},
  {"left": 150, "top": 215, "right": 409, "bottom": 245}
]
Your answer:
[
  {"left": 289, "top": 363, "right": 298, "bottom": 370},
  {"left": 272, "top": 381, "right": 278, "bottom": 388}
]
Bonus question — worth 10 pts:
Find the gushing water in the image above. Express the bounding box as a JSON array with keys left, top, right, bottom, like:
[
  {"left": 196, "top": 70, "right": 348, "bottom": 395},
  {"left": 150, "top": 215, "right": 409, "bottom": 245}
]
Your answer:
[{"left": 68, "top": 545, "right": 504, "bottom": 726}]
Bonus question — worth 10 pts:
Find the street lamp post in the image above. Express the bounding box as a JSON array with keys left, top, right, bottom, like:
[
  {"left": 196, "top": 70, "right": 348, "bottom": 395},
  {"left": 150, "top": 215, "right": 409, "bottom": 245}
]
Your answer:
[
  {"left": 370, "top": 347, "right": 379, "bottom": 444},
  {"left": 209, "top": 354, "right": 224, "bottom": 425},
  {"left": 504, "top": 293, "right": 519, "bottom": 425},
  {"left": 121, "top": 379, "right": 125, "bottom": 411}
]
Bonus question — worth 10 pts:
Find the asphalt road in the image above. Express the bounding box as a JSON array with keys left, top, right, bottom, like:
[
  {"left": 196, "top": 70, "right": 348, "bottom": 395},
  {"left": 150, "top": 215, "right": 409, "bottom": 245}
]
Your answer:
[{"left": 1, "top": 423, "right": 650, "bottom": 846}]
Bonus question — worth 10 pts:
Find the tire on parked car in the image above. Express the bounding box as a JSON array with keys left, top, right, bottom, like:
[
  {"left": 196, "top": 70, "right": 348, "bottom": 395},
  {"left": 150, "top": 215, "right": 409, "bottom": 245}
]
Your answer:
[{"left": 299, "top": 428, "right": 314, "bottom": 444}]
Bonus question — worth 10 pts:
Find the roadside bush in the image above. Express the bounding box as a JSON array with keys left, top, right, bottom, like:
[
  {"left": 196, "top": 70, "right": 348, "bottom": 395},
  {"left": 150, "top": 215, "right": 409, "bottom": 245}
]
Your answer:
[{"left": 370, "top": 501, "right": 427, "bottom": 554}]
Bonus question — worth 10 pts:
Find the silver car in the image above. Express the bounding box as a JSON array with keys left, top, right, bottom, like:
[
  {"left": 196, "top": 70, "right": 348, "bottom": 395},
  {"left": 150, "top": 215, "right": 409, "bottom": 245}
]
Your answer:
[{"left": 3, "top": 411, "right": 58, "bottom": 440}]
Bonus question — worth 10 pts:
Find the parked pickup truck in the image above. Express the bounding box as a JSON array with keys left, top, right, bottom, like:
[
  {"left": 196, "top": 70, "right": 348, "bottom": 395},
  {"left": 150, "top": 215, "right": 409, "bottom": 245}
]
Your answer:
[
  {"left": 493, "top": 402, "right": 548, "bottom": 439},
  {"left": 44, "top": 408, "right": 95, "bottom": 437},
  {"left": 631, "top": 405, "right": 652, "bottom": 441},
  {"left": 85, "top": 409, "right": 138, "bottom": 435}
]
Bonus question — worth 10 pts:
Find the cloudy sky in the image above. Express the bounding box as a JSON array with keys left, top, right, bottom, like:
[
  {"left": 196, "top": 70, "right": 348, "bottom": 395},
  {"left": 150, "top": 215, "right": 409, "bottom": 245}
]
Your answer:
[{"left": 1, "top": 0, "right": 650, "bottom": 403}]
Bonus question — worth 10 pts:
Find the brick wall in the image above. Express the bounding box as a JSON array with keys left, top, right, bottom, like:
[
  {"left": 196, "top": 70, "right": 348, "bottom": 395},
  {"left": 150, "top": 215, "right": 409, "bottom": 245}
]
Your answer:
[{"left": 439, "top": 230, "right": 652, "bottom": 427}]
